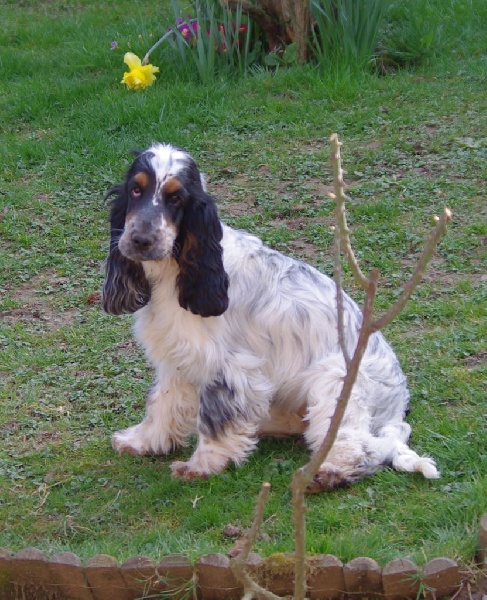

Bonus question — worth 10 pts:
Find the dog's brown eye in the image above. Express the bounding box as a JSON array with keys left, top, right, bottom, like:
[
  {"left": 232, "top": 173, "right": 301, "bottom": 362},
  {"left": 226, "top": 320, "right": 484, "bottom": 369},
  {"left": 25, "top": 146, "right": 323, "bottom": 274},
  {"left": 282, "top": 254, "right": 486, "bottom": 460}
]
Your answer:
[
  {"left": 130, "top": 185, "right": 142, "bottom": 199},
  {"left": 167, "top": 194, "right": 182, "bottom": 206}
]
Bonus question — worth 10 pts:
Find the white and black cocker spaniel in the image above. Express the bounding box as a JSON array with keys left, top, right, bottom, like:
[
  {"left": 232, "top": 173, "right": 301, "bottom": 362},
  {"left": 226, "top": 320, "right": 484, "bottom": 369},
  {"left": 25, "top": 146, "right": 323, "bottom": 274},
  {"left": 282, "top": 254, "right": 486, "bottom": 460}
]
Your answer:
[{"left": 101, "top": 143, "right": 439, "bottom": 490}]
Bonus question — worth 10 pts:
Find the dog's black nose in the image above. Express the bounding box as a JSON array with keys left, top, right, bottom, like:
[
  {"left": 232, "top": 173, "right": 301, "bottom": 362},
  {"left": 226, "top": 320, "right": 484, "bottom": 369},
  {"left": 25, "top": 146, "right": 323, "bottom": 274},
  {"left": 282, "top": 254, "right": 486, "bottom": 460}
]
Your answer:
[{"left": 131, "top": 232, "right": 155, "bottom": 249}]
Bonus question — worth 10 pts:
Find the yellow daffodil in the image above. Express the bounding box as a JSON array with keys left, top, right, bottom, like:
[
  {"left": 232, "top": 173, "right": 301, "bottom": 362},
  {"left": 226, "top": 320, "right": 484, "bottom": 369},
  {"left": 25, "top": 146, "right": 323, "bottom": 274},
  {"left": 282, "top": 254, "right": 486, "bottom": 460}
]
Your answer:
[{"left": 121, "top": 52, "right": 159, "bottom": 90}]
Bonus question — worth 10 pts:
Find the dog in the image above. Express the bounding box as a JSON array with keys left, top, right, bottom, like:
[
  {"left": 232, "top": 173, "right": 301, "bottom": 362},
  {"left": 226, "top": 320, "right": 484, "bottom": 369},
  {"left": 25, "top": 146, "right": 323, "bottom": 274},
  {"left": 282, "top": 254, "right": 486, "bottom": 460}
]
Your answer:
[{"left": 101, "top": 143, "right": 440, "bottom": 489}]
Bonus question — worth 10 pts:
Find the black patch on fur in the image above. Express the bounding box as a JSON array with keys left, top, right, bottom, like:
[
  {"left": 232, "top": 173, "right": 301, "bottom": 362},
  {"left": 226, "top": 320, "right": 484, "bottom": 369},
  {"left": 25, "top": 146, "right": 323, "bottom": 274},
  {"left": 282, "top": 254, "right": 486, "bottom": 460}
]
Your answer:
[
  {"left": 174, "top": 162, "right": 229, "bottom": 318},
  {"left": 199, "top": 375, "right": 244, "bottom": 438}
]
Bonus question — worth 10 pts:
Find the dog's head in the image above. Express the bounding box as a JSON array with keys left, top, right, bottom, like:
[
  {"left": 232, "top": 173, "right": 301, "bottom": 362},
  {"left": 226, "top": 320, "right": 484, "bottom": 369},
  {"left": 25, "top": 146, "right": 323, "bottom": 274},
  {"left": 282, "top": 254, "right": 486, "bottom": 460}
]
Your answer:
[{"left": 101, "top": 143, "right": 229, "bottom": 318}]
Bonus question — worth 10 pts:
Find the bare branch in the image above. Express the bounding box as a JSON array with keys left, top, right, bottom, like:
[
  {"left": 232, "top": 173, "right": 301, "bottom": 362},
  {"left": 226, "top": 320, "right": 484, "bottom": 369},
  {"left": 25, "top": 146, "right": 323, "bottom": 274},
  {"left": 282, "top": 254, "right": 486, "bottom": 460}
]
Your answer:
[
  {"left": 290, "top": 467, "right": 307, "bottom": 600},
  {"left": 333, "top": 225, "right": 350, "bottom": 366},
  {"left": 309, "top": 270, "right": 379, "bottom": 483},
  {"left": 290, "top": 136, "right": 380, "bottom": 600},
  {"left": 372, "top": 208, "right": 453, "bottom": 331},
  {"left": 239, "top": 133, "right": 451, "bottom": 600},
  {"left": 291, "top": 271, "right": 379, "bottom": 599},
  {"left": 291, "top": 134, "right": 452, "bottom": 600},
  {"left": 329, "top": 133, "right": 370, "bottom": 289},
  {"left": 231, "top": 483, "right": 283, "bottom": 600}
]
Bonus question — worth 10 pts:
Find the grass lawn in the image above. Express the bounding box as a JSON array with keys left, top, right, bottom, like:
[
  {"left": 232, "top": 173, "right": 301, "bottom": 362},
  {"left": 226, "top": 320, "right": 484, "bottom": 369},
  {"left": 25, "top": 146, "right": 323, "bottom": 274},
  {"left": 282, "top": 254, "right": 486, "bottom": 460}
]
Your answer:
[{"left": 0, "top": 0, "right": 486, "bottom": 570}]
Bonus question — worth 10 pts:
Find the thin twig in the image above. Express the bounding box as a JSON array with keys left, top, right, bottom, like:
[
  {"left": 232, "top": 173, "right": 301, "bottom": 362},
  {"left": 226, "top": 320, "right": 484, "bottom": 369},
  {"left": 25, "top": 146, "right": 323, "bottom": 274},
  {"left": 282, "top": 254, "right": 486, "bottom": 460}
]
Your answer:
[
  {"left": 291, "top": 271, "right": 379, "bottom": 600},
  {"left": 290, "top": 467, "right": 307, "bottom": 600},
  {"left": 329, "top": 133, "right": 370, "bottom": 289},
  {"left": 304, "top": 269, "right": 378, "bottom": 482},
  {"left": 230, "top": 483, "right": 283, "bottom": 600},
  {"left": 333, "top": 225, "right": 350, "bottom": 366},
  {"left": 239, "top": 133, "right": 451, "bottom": 600},
  {"left": 291, "top": 133, "right": 382, "bottom": 600},
  {"left": 372, "top": 208, "right": 453, "bottom": 331},
  {"left": 291, "top": 134, "right": 452, "bottom": 600}
]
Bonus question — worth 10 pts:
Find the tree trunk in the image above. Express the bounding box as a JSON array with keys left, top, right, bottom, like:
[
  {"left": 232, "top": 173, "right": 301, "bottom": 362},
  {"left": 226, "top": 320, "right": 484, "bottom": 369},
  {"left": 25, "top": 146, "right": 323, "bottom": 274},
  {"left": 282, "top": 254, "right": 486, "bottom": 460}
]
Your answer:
[
  {"left": 221, "top": 0, "right": 309, "bottom": 61},
  {"left": 292, "top": 0, "right": 310, "bottom": 63}
]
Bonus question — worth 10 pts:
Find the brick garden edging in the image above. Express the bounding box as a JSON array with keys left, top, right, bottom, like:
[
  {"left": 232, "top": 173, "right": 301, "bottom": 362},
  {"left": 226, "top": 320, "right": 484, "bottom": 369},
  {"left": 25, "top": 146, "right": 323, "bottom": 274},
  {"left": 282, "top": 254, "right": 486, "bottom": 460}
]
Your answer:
[{"left": 0, "top": 513, "right": 485, "bottom": 599}]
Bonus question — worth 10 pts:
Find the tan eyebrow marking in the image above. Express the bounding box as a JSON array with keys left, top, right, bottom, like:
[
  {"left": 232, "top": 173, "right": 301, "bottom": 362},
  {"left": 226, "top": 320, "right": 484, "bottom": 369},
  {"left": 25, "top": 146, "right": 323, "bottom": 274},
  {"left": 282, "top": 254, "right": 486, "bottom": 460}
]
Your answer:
[
  {"left": 163, "top": 177, "right": 182, "bottom": 195},
  {"left": 134, "top": 171, "right": 149, "bottom": 189}
]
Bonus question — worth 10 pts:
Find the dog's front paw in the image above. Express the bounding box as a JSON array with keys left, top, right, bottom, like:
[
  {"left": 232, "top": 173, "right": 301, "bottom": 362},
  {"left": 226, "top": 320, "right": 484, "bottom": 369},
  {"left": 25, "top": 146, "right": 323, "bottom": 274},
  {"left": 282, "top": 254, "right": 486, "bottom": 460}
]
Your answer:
[
  {"left": 112, "top": 422, "right": 176, "bottom": 456},
  {"left": 170, "top": 460, "right": 209, "bottom": 481},
  {"left": 112, "top": 430, "right": 148, "bottom": 456}
]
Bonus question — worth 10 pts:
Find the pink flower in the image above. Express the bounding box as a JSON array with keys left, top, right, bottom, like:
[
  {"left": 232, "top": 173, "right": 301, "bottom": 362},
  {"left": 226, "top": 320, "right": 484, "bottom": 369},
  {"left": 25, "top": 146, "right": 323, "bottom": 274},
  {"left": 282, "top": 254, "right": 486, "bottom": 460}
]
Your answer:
[
  {"left": 179, "top": 25, "right": 191, "bottom": 40},
  {"left": 176, "top": 15, "right": 199, "bottom": 41}
]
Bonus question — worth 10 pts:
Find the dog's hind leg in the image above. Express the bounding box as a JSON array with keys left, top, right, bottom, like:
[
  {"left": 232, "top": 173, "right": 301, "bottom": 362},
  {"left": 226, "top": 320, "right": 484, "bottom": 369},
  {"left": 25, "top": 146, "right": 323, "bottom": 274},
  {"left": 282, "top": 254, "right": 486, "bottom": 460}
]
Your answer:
[
  {"left": 305, "top": 420, "right": 440, "bottom": 492},
  {"left": 302, "top": 360, "right": 439, "bottom": 491},
  {"left": 305, "top": 428, "right": 383, "bottom": 492},
  {"left": 302, "top": 367, "right": 379, "bottom": 490}
]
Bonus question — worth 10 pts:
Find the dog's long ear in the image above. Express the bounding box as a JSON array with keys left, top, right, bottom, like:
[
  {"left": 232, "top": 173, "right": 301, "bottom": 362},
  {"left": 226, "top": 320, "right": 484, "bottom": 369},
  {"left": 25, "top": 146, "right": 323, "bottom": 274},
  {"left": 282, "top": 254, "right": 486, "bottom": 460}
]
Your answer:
[
  {"left": 101, "top": 185, "right": 151, "bottom": 315},
  {"left": 176, "top": 190, "right": 229, "bottom": 318}
]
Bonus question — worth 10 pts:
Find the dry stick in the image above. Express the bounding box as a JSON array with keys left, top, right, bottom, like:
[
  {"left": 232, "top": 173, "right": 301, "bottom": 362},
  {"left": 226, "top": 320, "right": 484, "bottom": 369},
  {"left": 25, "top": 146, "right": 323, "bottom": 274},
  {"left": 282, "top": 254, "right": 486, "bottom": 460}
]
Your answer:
[
  {"left": 291, "top": 134, "right": 381, "bottom": 599},
  {"left": 232, "top": 133, "right": 451, "bottom": 600},
  {"left": 291, "top": 134, "right": 452, "bottom": 600},
  {"left": 291, "top": 271, "right": 379, "bottom": 600},
  {"left": 333, "top": 226, "right": 350, "bottom": 366},
  {"left": 329, "top": 133, "right": 370, "bottom": 290},
  {"left": 230, "top": 483, "right": 283, "bottom": 600},
  {"left": 371, "top": 208, "right": 453, "bottom": 332}
]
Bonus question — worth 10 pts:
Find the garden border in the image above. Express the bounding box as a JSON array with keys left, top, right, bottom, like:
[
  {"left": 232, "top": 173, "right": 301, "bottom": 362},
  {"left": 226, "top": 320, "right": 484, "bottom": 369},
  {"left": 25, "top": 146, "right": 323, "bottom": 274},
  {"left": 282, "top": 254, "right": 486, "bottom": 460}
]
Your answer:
[{"left": 0, "top": 513, "right": 485, "bottom": 599}]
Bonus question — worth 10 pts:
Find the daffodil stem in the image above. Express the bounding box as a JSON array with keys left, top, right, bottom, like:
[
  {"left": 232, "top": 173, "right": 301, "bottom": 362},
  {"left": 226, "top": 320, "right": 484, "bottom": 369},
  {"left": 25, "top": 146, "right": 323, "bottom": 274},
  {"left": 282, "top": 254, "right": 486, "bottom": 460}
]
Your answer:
[{"left": 142, "top": 29, "right": 175, "bottom": 65}]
